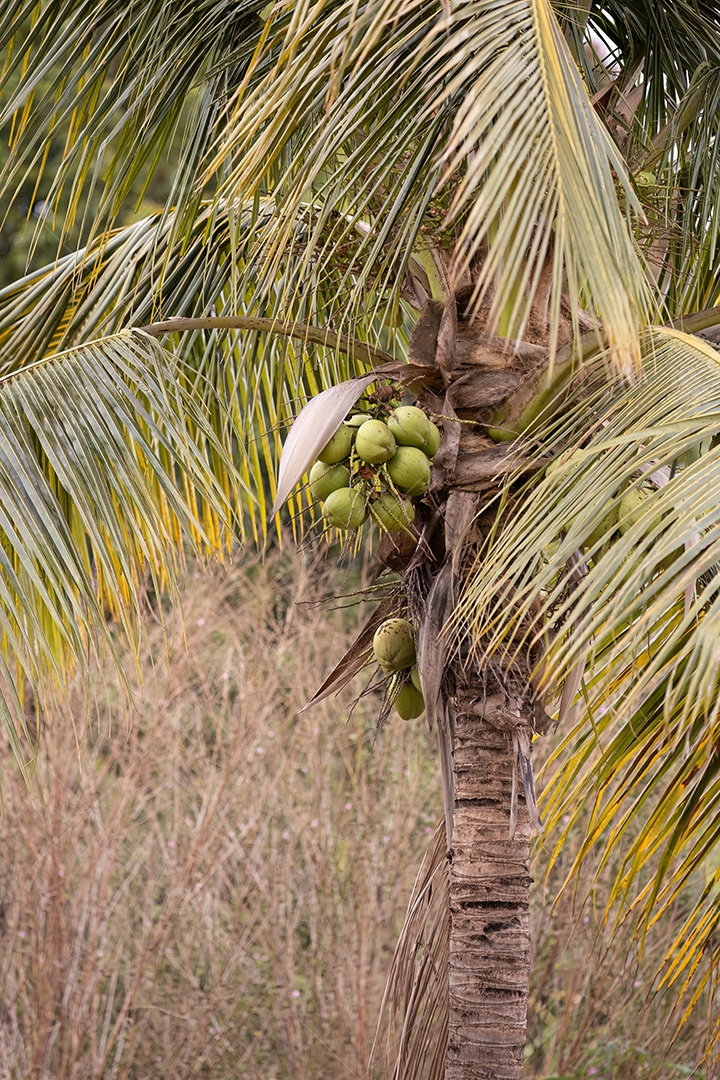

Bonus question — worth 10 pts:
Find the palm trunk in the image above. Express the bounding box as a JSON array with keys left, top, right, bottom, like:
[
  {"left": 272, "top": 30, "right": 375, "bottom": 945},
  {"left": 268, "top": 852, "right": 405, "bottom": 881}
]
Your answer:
[{"left": 445, "top": 681, "right": 533, "bottom": 1080}]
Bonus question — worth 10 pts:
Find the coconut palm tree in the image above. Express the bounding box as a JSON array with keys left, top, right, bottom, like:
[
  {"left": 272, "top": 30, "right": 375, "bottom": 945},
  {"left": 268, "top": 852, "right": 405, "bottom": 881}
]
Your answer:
[{"left": 2, "top": 1, "right": 720, "bottom": 1076}]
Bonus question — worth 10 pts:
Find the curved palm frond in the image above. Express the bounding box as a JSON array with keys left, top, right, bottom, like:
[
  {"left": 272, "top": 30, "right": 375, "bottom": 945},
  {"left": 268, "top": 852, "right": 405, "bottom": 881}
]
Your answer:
[
  {"left": 0, "top": 328, "right": 244, "bottom": 771},
  {"left": 568, "top": 3, "right": 720, "bottom": 317},
  {"left": 0, "top": 197, "right": 404, "bottom": 366},
  {"left": 571, "top": 1, "right": 720, "bottom": 104},
  {"left": 0, "top": 200, "right": 278, "bottom": 371},
  {"left": 0, "top": 199, "right": 405, "bottom": 543},
  {"left": 456, "top": 329, "right": 720, "bottom": 706},
  {"left": 208, "top": 0, "right": 652, "bottom": 370},
  {"left": 0, "top": 0, "right": 269, "bottom": 252},
  {"left": 649, "top": 69, "right": 720, "bottom": 315},
  {"left": 452, "top": 328, "right": 720, "bottom": 992}
]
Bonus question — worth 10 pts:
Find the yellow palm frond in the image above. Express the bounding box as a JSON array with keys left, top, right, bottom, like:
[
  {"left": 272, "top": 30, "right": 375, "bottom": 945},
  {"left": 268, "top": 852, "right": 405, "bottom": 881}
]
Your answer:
[
  {"left": 209, "top": 0, "right": 652, "bottom": 368},
  {"left": 0, "top": 329, "right": 241, "bottom": 768}
]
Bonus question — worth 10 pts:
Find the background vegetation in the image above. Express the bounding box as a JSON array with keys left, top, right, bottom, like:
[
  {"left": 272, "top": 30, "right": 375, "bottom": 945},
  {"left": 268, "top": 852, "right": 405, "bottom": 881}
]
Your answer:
[{"left": 0, "top": 552, "right": 714, "bottom": 1079}]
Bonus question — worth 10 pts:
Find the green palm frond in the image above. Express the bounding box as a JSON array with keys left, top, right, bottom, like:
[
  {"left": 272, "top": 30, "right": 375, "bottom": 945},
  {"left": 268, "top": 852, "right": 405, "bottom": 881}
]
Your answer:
[
  {"left": 208, "top": 0, "right": 651, "bottom": 369},
  {"left": 0, "top": 0, "right": 268, "bottom": 255},
  {"left": 647, "top": 70, "right": 720, "bottom": 315},
  {"left": 566, "top": 3, "right": 720, "bottom": 318},
  {"left": 0, "top": 196, "right": 403, "bottom": 371},
  {"left": 435, "top": 0, "right": 653, "bottom": 364},
  {"left": 0, "top": 202, "right": 400, "bottom": 539},
  {"left": 0, "top": 202, "right": 250, "bottom": 371},
  {"left": 456, "top": 329, "right": 720, "bottom": 706},
  {"left": 571, "top": 1, "right": 720, "bottom": 104},
  {"left": 0, "top": 328, "right": 242, "bottom": 772}
]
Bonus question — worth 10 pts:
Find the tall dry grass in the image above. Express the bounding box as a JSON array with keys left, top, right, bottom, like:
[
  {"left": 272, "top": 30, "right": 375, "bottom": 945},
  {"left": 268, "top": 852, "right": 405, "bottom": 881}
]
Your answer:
[
  {"left": 0, "top": 551, "right": 714, "bottom": 1078},
  {"left": 0, "top": 553, "right": 439, "bottom": 1079}
]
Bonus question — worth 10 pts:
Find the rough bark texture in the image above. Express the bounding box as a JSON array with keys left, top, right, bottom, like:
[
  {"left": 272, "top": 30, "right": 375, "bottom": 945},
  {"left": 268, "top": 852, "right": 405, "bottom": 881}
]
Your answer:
[{"left": 446, "top": 683, "right": 533, "bottom": 1080}]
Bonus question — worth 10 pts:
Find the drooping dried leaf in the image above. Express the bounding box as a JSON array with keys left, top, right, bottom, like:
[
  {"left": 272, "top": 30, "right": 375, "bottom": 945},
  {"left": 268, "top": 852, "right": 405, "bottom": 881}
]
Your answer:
[
  {"left": 435, "top": 294, "right": 458, "bottom": 379},
  {"left": 408, "top": 300, "right": 443, "bottom": 367},
  {"left": 370, "top": 824, "right": 449, "bottom": 1080},
  {"left": 417, "top": 564, "right": 454, "bottom": 728},
  {"left": 271, "top": 374, "right": 376, "bottom": 515},
  {"left": 375, "top": 358, "right": 441, "bottom": 391},
  {"left": 417, "top": 563, "right": 456, "bottom": 846},
  {"left": 444, "top": 491, "right": 479, "bottom": 580},
  {"left": 302, "top": 595, "right": 398, "bottom": 710},
  {"left": 446, "top": 367, "right": 525, "bottom": 411},
  {"left": 452, "top": 442, "right": 527, "bottom": 491},
  {"left": 432, "top": 397, "right": 461, "bottom": 483},
  {"left": 515, "top": 727, "right": 543, "bottom": 835}
]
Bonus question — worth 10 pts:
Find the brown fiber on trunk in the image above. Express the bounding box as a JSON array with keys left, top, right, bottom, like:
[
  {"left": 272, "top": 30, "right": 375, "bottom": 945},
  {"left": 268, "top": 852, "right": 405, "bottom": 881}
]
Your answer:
[{"left": 445, "top": 683, "right": 533, "bottom": 1080}]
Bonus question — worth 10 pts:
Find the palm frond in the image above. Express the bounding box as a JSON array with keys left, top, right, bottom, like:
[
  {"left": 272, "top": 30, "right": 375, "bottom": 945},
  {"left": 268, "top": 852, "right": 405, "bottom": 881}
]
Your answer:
[
  {"left": 571, "top": 2, "right": 720, "bottom": 101},
  {"left": 453, "top": 327, "right": 720, "bottom": 991},
  {"left": 646, "top": 70, "right": 720, "bottom": 316},
  {"left": 0, "top": 329, "right": 241, "bottom": 768},
  {"left": 0, "top": 202, "right": 402, "bottom": 540},
  {"left": 457, "top": 329, "right": 720, "bottom": 706},
  {"left": 0, "top": 0, "right": 268, "bottom": 251},
  {"left": 436, "top": 0, "right": 653, "bottom": 366},
  {"left": 568, "top": 3, "right": 720, "bottom": 318},
  {"left": 208, "top": 0, "right": 651, "bottom": 370}
]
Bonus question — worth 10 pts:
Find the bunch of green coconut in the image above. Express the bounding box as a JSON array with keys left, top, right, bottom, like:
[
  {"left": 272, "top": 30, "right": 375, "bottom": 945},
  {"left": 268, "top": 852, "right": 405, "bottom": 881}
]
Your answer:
[
  {"left": 372, "top": 616, "right": 425, "bottom": 720},
  {"left": 308, "top": 404, "right": 441, "bottom": 533}
]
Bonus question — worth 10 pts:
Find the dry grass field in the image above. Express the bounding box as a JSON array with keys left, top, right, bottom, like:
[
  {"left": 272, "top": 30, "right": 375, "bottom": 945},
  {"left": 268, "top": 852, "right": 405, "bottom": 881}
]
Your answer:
[{"left": 0, "top": 552, "right": 714, "bottom": 1079}]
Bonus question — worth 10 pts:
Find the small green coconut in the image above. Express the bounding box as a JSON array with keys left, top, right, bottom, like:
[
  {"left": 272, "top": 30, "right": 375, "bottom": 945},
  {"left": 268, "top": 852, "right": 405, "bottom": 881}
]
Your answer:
[
  {"left": 636, "top": 169, "right": 657, "bottom": 187},
  {"left": 387, "top": 406, "right": 432, "bottom": 450},
  {"left": 323, "top": 487, "right": 367, "bottom": 529},
  {"left": 308, "top": 461, "right": 351, "bottom": 503},
  {"left": 618, "top": 487, "right": 660, "bottom": 535},
  {"left": 318, "top": 424, "right": 353, "bottom": 464},
  {"left": 394, "top": 683, "right": 425, "bottom": 720},
  {"left": 372, "top": 618, "right": 416, "bottom": 672},
  {"left": 410, "top": 666, "right": 422, "bottom": 692},
  {"left": 386, "top": 446, "right": 432, "bottom": 496},
  {"left": 346, "top": 413, "right": 371, "bottom": 428},
  {"left": 546, "top": 448, "right": 592, "bottom": 478},
  {"left": 370, "top": 491, "right": 415, "bottom": 532},
  {"left": 355, "top": 419, "right": 397, "bottom": 464},
  {"left": 425, "top": 420, "right": 441, "bottom": 459}
]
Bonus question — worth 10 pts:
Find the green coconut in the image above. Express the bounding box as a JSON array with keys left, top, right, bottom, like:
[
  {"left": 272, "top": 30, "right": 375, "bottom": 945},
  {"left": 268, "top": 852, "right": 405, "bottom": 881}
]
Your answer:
[
  {"left": 318, "top": 424, "right": 353, "bottom": 464},
  {"left": 372, "top": 618, "right": 416, "bottom": 672},
  {"left": 618, "top": 487, "right": 660, "bottom": 535},
  {"left": 346, "top": 413, "right": 371, "bottom": 428},
  {"left": 322, "top": 487, "right": 368, "bottom": 529},
  {"left": 394, "top": 683, "right": 425, "bottom": 720},
  {"left": 355, "top": 419, "right": 397, "bottom": 464},
  {"left": 546, "top": 447, "right": 592, "bottom": 478},
  {"left": 386, "top": 446, "right": 432, "bottom": 496},
  {"left": 425, "top": 421, "right": 441, "bottom": 459},
  {"left": 585, "top": 505, "right": 619, "bottom": 548},
  {"left": 370, "top": 491, "right": 415, "bottom": 532},
  {"left": 636, "top": 169, "right": 657, "bottom": 187},
  {"left": 410, "top": 666, "right": 422, "bottom": 692},
  {"left": 387, "top": 406, "right": 432, "bottom": 450},
  {"left": 308, "top": 461, "right": 351, "bottom": 503}
]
